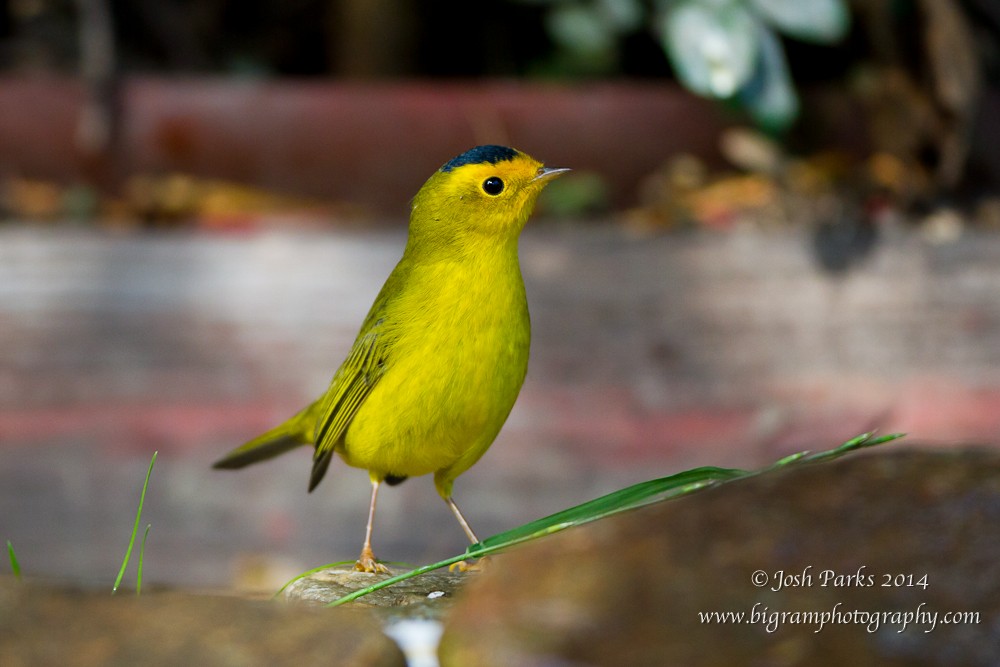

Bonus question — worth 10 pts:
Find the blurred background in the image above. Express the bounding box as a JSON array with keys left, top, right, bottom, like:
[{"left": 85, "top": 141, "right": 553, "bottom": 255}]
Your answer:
[{"left": 2, "top": 0, "right": 1000, "bottom": 591}]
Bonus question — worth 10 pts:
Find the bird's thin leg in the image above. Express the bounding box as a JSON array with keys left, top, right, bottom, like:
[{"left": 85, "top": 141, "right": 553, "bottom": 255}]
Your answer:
[
  {"left": 356, "top": 479, "right": 390, "bottom": 573},
  {"left": 445, "top": 495, "right": 481, "bottom": 544},
  {"left": 445, "top": 495, "right": 489, "bottom": 572}
]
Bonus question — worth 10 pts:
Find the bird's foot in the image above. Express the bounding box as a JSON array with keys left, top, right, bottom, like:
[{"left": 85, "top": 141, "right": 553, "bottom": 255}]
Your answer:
[
  {"left": 449, "top": 555, "right": 491, "bottom": 573},
  {"left": 354, "top": 545, "right": 391, "bottom": 574}
]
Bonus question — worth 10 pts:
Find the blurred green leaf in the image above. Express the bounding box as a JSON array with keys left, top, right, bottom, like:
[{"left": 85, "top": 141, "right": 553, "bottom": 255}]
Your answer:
[
  {"left": 750, "top": 0, "right": 850, "bottom": 43},
  {"left": 660, "top": 0, "right": 759, "bottom": 98},
  {"left": 740, "top": 23, "right": 799, "bottom": 130},
  {"left": 529, "top": 0, "right": 852, "bottom": 129},
  {"left": 597, "top": 0, "right": 645, "bottom": 32},
  {"left": 548, "top": 5, "right": 617, "bottom": 55}
]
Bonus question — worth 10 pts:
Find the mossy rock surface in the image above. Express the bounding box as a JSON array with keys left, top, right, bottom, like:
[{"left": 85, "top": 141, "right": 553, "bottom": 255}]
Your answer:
[{"left": 283, "top": 565, "right": 469, "bottom": 619}]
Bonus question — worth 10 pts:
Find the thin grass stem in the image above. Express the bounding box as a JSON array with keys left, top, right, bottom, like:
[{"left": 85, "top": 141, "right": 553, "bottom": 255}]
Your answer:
[{"left": 113, "top": 451, "right": 158, "bottom": 594}]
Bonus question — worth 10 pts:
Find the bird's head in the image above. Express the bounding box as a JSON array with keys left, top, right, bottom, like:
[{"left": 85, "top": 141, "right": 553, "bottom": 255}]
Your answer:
[{"left": 409, "top": 145, "right": 569, "bottom": 252}]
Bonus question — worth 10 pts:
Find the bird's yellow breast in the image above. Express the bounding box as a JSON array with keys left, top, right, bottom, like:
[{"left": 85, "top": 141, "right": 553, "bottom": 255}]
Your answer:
[{"left": 339, "top": 246, "right": 530, "bottom": 480}]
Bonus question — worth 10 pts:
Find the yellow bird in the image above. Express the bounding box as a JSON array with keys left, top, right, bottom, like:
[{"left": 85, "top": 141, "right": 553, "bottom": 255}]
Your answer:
[{"left": 213, "top": 145, "right": 568, "bottom": 572}]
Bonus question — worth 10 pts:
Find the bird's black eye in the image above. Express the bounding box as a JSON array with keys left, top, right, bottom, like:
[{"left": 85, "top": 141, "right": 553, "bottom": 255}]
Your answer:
[{"left": 482, "top": 177, "right": 504, "bottom": 195}]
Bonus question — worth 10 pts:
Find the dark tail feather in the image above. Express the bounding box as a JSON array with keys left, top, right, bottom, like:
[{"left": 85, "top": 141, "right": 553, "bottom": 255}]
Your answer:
[
  {"left": 213, "top": 433, "right": 306, "bottom": 469},
  {"left": 309, "top": 449, "right": 335, "bottom": 492}
]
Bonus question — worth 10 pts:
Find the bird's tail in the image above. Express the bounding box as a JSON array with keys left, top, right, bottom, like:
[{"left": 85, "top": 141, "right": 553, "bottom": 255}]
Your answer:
[{"left": 212, "top": 404, "right": 316, "bottom": 470}]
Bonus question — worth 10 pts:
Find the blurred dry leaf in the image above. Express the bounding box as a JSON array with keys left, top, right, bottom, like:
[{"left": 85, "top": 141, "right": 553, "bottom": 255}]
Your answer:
[
  {"left": 1, "top": 173, "right": 345, "bottom": 229},
  {"left": 684, "top": 174, "right": 780, "bottom": 229},
  {"left": 630, "top": 150, "right": 784, "bottom": 232},
  {"left": 2, "top": 178, "right": 64, "bottom": 220},
  {"left": 784, "top": 152, "right": 850, "bottom": 196},
  {"left": 123, "top": 173, "right": 335, "bottom": 227},
  {"left": 719, "top": 128, "right": 784, "bottom": 175}
]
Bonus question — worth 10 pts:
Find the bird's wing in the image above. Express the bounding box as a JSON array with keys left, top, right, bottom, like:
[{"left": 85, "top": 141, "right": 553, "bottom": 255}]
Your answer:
[{"left": 309, "top": 319, "right": 390, "bottom": 490}]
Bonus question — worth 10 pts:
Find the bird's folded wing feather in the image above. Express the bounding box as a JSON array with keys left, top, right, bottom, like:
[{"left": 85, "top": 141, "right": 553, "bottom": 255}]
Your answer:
[{"left": 309, "top": 321, "right": 390, "bottom": 489}]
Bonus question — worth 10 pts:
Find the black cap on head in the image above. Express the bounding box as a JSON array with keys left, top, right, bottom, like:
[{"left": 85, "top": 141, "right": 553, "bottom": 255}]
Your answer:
[{"left": 440, "top": 145, "right": 519, "bottom": 173}]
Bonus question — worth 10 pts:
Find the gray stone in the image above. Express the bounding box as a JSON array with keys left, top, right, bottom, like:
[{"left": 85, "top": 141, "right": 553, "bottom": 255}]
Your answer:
[{"left": 283, "top": 565, "right": 471, "bottom": 620}]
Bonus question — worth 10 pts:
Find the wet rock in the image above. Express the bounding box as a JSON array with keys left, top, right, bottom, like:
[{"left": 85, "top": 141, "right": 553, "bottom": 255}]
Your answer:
[
  {"left": 440, "top": 449, "right": 1000, "bottom": 666},
  {"left": 0, "top": 579, "right": 404, "bottom": 667},
  {"left": 284, "top": 565, "right": 469, "bottom": 619}
]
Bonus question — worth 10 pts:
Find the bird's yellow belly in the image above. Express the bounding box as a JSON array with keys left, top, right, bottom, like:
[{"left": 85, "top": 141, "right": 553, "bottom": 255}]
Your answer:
[{"left": 340, "top": 300, "right": 529, "bottom": 480}]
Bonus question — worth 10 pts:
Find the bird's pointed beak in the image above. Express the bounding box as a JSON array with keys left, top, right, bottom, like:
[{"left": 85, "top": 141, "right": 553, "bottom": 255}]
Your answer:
[{"left": 533, "top": 166, "right": 571, "bottom": 183}]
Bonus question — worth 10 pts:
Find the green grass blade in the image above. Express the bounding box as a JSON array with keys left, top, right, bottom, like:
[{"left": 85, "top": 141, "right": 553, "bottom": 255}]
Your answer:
[
  {"left": 795, "top": 431, "right": 906, "bottom": 466},
  {"left": 113, "top": 451, "right": 158, "bottom": 595},
  {"left": 473, "top": 466, "right": 746, "bottom": 552},
  {"left": 136, "top": 524, "right": 151, "bottom": 596},
  {"left": 772, "top": 451, "right": 810, "bottom": 467},
  {"left": 7, "top": 540, "right": 21, "bottom": 580},
  {"left": 316, "top": 432, "right": 905, "bottom": 606}
]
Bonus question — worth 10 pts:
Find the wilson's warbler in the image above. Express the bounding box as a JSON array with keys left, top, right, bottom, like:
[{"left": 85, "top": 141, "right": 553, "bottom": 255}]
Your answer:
[{"left": 213, "top": 145, "right": 568, "bottom": 572}]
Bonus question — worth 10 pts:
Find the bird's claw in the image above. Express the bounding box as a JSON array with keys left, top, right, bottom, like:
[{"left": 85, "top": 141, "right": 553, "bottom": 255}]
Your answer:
[
  {"left": 449, "top": 555, "right": 490, "bottom": 573},
  {"left": 355, "top": 546, "right": 391, "bottom": 574}
]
